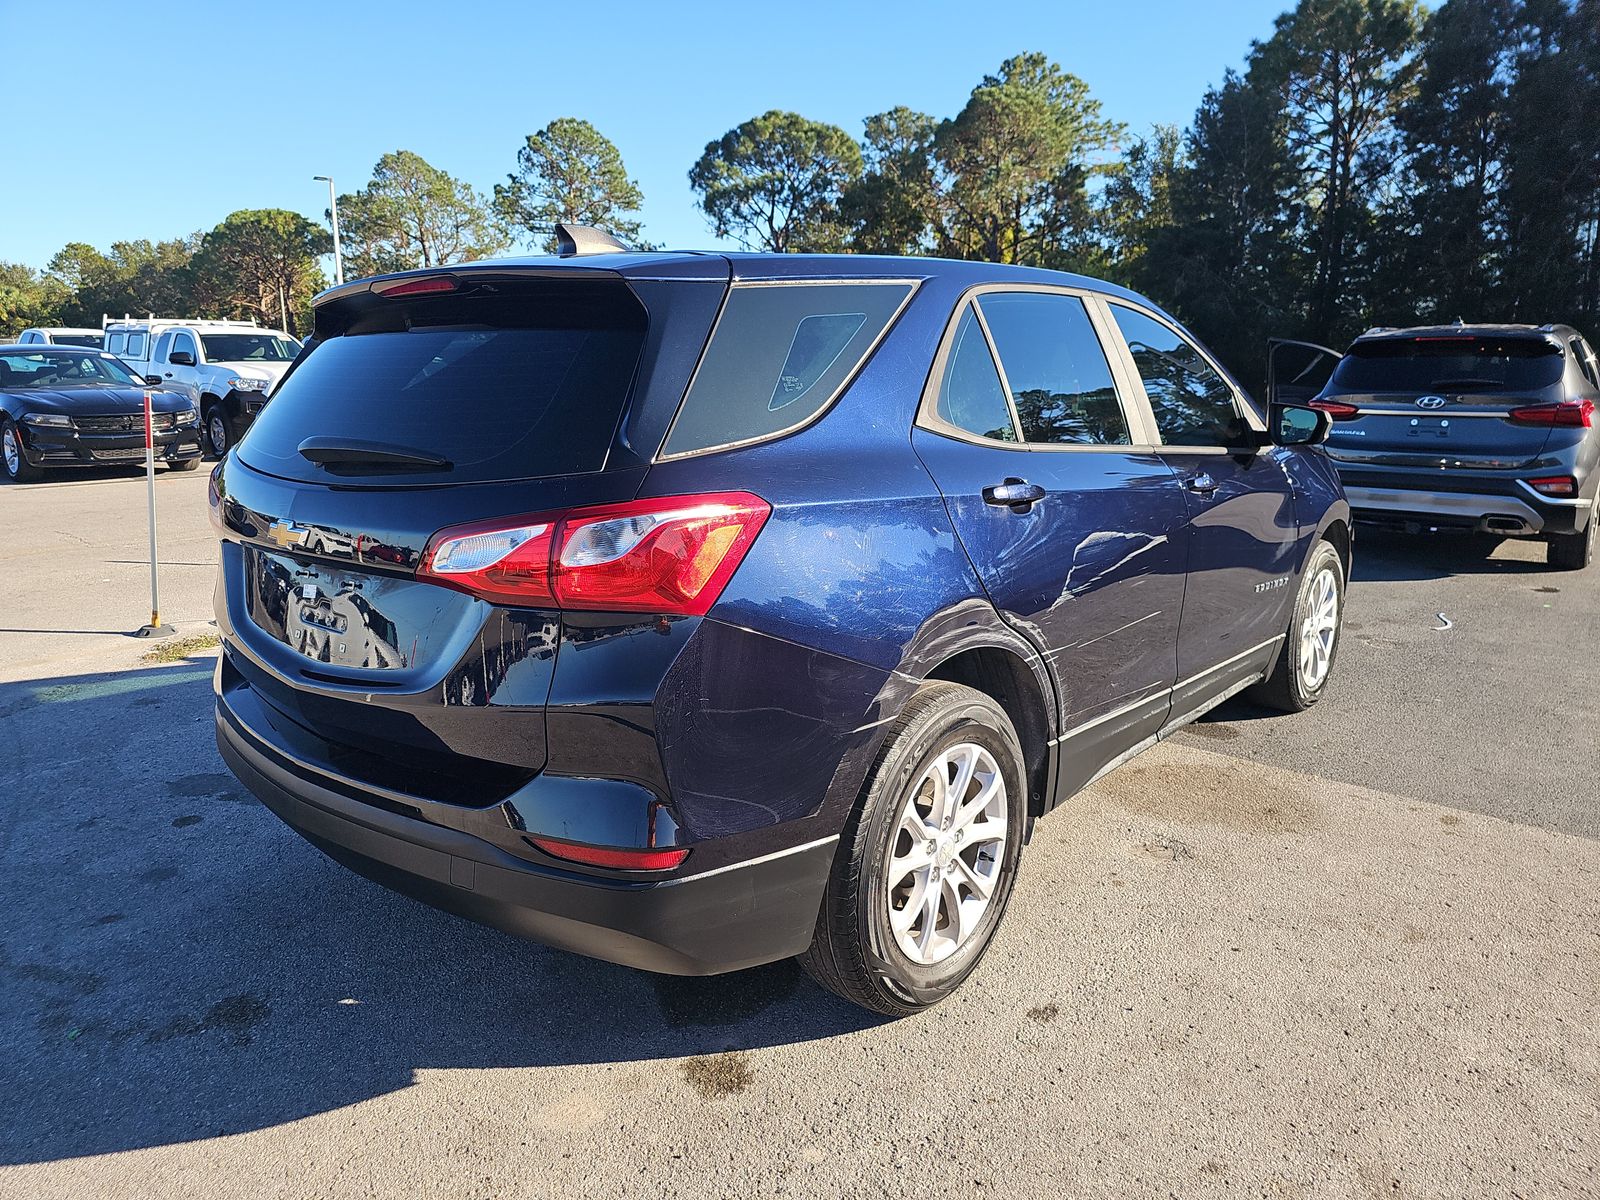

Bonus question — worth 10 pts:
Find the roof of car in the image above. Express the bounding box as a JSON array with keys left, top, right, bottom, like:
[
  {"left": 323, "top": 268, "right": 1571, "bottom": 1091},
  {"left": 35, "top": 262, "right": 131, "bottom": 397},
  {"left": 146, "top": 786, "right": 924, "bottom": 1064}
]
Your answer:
[
  {"left": 1354, "top": 322, "right": 1575, "bottom": 343},
  {"left": 0, "top": 343, "right": 97, "bottom": 353},
  {"left": 314, "top": 250, "right": 1159, "bottom": 313}
]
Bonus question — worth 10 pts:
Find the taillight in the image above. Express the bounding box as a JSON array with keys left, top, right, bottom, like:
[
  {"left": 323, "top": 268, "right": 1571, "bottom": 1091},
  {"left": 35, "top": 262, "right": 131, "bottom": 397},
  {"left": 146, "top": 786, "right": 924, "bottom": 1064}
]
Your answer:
[
  {"left": 1507, "top": 399, "right": 1594, "bottom": 428},
  {"left": 1310, "top": 399, "right": 1361, "bottom": 421},
  {"left": 1527, "top": 475, "right": 1578, "bottom": 497},
  {"left": 527, "top": 836, "right": 689, "bottom": 871},
  {"left": 417, "top": 491, "right": 771, "bottom": 615}
]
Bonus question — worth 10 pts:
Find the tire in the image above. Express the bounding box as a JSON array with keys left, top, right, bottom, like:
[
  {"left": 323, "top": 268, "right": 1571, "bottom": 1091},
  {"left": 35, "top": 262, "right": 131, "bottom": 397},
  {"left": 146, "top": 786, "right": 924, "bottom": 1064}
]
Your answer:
[
  {"left": 204, "top": 404, "right": 237, "bottom": 458},
  {"left": 800, "top": 681, "right": 1027, "bottom": 1017},
  {"left": 1247, "top": 539, "right": 1345, "bottom": 713},
  {"left": 1, "top": 418, "right": 43, "bottom": 483},
  {"left": 167, "top": 457, "right": 200, "bottom": 472},
  {"left": 1547, "top": 517, "right": 1595, "bottom": 571}
]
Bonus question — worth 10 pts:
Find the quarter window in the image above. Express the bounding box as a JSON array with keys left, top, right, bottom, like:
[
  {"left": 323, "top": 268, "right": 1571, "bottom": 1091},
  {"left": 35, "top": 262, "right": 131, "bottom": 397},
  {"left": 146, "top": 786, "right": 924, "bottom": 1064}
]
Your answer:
[
  {"left": 153, "top": 332, "right": 173, "bottom": 362},
  {"left": 977, "top": 292, "right": 1130, "bottom": 446},
  {"left": 125, "top": 332, "right": 147, "bottom": 359},
  {"left": 933, "top": 304, "right": 1017, "bottom": 442},
  {"left": 1110, "top": 305, "right": 1243, "bottom": 447},
  {"left": 107, "top": 332, "right": 126, "bottom": 355},
  {"left": 662, "top": 282, "right": 914, "bottom": 457}
]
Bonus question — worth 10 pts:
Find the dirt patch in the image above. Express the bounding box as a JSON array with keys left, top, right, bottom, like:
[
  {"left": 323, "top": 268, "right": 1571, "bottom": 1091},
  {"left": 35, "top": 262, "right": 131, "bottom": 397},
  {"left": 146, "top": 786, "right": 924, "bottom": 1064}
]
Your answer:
[
  {"left": 1098, "top": 758, "right": 1322, "bottom": 834},
  {"left": 1139, "top": 835, "right": 1195, "bottom": 862},
  {"left": 1026, "top": 1003, "right": 1060, "bottom": 1023},
  {"left": 680, "top": 1052, "right": 753, "bottom": 1099},
  {"left": 1440, "top": 814, "right": 1462, "bottom": 828},
  {"left": 149, "top": 993, "right": 271, "bottom": 1047},
  {"left": 140, "top": 632, "right": 220, "bottom": 664},
  {"left": 1185, "top": 722, "right": 1241, "bottom": 742},
  {"left": 171, "top": 814, "right": 202, "bottom": 828}
]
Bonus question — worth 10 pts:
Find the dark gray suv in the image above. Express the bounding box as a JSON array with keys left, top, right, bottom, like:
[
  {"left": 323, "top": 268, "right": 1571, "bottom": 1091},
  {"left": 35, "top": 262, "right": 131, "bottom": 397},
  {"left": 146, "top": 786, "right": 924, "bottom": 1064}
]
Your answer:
[{"left": 1312, "top": 324, "right": 1598, "bottom": 569}]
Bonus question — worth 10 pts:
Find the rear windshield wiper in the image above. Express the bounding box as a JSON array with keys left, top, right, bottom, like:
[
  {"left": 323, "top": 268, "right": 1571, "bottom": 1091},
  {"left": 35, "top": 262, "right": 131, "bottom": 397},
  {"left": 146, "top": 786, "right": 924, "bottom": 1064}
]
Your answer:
[{"left": 297, "top": 437, "right": 452, "bottom": 472}]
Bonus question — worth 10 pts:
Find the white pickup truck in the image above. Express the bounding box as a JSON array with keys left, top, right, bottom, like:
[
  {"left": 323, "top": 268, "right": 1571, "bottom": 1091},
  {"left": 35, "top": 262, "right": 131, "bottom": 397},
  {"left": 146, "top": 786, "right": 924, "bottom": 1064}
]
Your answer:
[{"left": 105, "top": 318, "right": 302, "bottom": 456}]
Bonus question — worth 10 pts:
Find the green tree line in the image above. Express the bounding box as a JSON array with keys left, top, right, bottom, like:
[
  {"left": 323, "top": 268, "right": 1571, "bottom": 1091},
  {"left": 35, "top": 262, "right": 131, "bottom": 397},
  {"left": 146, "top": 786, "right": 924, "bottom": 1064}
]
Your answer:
[{"left": 5, "top": 0, "right": 1596, "bottom": 387}]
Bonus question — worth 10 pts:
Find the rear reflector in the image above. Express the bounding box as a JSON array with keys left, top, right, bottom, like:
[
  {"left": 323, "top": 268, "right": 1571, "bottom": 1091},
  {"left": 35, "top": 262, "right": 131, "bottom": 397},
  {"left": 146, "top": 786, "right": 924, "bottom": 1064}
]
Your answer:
[
  {"left": 418, "top": 491, "right": 771, "bottom": 615},
  {"left": 1310, "top": 399, "right": 1361, "bottom": 421},
  {"left": 374, "top": 275, "right": 458, "bottom": 298},
  {"left": 527, "top": 836, "right": 689, "bottom": 871},
  {"left": 1507, "top": 399, "right": 1594, "bottom": 428},
  {"left": 1527, "top": 475, "right": 1578, "bottom": 497}
]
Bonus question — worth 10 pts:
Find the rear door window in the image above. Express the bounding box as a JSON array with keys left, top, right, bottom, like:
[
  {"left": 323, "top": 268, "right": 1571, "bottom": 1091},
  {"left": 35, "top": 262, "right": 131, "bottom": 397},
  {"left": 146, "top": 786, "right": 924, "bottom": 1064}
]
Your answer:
[
  {"left": 662, "top": 281, "right": 914, "bottom": 457},
  {"left": 977, "top": 292, "right": 1131, "bottom": 446},
  {"left": 931, "top": 304, "right": 1019, "bottom": 442},
  {"left": 1330, "top": 337, "right": 1565, "bottom": 393},
  {"left": 239, "top": 282, "right": 647, "bottom": 485},
  {"left": 1109, "top": 305, "right": 1244, "bottom": 447}
]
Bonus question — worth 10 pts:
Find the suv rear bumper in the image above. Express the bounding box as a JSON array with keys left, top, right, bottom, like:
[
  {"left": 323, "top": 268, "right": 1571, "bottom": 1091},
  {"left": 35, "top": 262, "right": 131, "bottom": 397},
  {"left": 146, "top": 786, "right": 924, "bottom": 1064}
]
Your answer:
[
  {"left": 215, "top": 693, "right": 835, "bottom": 976},
  {"left": 1340, "top": 479, "right": 1592, "bottom": 536}
]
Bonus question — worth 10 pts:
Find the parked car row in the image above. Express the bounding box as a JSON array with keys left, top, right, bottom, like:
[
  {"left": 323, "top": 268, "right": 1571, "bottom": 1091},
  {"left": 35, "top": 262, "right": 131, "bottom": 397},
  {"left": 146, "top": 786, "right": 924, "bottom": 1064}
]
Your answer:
[{"left": 0, "top": 317, "right": 302, "bottom": 480}]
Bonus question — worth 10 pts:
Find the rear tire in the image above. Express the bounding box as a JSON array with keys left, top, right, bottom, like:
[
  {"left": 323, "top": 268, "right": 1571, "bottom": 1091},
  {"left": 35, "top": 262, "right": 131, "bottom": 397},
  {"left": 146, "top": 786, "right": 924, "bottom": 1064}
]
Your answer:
[
  {"left": 1247, "top": 539, "right": 1345, "bottom": 713},
  {"left": 1, "top": 418, "right": 43, "bottom": 483},
  {"left": 1547, "top": 518, "right": 1595, "bottom": 571},
  {"left": 800, "top": 681, "right": 1026, "bottom": 1017}
]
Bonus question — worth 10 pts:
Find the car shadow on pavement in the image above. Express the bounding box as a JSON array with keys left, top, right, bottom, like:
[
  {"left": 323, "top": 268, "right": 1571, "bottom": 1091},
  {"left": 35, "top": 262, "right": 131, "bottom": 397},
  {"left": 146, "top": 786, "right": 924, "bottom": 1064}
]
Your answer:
[
  {"left": 1349, "top": 529, "right": 1555, "bottom": 582},
  {"left": 0, "top": 661, "right": 883, "bottom": 1166}
]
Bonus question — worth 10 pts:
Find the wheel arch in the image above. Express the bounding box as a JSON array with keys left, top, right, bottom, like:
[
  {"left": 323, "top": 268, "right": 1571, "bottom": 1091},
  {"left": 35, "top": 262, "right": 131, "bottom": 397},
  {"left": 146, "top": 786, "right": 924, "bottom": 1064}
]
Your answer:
[{"left": 925, "top": 645, "right": 1053, "bottom": 828}]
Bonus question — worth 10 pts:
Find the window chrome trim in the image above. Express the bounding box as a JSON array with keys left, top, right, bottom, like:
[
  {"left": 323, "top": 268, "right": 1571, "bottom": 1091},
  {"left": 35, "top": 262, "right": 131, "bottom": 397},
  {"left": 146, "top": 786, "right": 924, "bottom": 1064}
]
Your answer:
[{"left": 653, "top": 277, "right": 921, "bottom": 463}]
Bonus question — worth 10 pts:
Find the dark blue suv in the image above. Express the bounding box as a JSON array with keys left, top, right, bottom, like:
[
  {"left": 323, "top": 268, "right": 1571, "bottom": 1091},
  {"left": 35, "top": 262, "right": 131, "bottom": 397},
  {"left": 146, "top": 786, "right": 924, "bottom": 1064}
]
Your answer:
[{"left": 211, "top": 232, "right": 1350, "bottom": 1015}]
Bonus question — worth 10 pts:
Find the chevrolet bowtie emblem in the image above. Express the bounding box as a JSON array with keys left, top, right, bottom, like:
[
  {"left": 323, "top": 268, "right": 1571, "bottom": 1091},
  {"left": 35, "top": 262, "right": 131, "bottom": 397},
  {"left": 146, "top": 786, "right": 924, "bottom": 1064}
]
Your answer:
[{"left": 267, "top": 520, "right": 309, "bottom": 548}]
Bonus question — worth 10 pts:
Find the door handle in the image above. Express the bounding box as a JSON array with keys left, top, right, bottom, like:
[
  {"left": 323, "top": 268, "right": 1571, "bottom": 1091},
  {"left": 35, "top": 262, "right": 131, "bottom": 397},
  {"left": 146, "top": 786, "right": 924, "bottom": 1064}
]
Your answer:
[
  {"left": 1185, "top": 472, "right": 1218, "bottom": 495},
  {"left": 982, "top": 478, "right": 1046, "bottom": 511}
]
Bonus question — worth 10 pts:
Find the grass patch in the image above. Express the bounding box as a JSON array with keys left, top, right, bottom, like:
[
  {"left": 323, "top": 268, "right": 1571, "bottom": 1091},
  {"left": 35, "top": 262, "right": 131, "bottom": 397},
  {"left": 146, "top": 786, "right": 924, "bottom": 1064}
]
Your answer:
[{"left": 141, "top": 632, "right": 221, "bottom": 664}]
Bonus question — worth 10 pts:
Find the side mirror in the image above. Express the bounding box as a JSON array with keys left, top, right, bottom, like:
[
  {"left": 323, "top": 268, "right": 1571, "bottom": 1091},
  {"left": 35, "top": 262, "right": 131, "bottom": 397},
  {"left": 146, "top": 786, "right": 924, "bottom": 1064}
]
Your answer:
[
  {"left": 1270, "top": 401, "right": 1331, "bottom": 446},
  {"left": 144, "top": 374, "right": 163, "bottom": 387},
  {"left": 169, "top": 351, "right": 195, "bottom": 366}
]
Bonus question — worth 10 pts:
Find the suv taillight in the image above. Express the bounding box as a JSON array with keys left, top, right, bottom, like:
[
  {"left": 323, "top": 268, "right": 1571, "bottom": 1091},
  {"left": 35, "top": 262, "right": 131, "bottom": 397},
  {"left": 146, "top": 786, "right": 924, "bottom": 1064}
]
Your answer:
[
  {"left": 1310, "top": 399, "right": 1361, "bottom": 421},
  {"left": 1507, "top": 399, "right": 1594, "bottom": 428},
  {"left": 417, "top": 492, "right": 771, "bottom": 615}
]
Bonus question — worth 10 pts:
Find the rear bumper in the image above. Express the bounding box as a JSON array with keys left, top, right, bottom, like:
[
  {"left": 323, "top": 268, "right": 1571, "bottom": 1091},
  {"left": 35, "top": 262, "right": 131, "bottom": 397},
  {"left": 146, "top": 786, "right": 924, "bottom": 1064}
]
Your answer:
[
  {"left": 1340, "top": 481, "right": 1592, "bottom": 536},
  {"left": 215, "top": 692, "right": 835, "bottom": 976}
]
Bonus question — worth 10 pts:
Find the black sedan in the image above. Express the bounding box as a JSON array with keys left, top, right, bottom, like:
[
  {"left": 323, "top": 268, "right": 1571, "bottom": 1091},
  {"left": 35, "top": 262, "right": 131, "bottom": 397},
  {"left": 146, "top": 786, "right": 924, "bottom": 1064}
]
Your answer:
[{"left": 0, "top": 346, "right": 204, "bottom": 483}]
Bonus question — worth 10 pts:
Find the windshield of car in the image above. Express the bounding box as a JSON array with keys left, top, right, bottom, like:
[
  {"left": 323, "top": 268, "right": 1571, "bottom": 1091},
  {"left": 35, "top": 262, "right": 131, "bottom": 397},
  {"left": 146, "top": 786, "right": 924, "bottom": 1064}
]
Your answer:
[
  {"left": 0, "top": 350, "right": 141, "bottom": 388},
  {"left": 1331, "top": 337, "right": 1564, "bottom": 393},
  {"left": 199, "top": 333, "right": 301, "bottom": 363},
  {"left": 51, "top": 334, "right": 104, "bottom": 348}
]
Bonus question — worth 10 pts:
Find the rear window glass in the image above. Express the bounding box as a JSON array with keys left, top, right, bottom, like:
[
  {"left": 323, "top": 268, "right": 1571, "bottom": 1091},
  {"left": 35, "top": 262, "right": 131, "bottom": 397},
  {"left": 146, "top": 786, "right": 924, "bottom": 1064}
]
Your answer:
[
  {"left": 662, "top": 281, "right": 914, "bottom": 457},
  {"left": 1331, "top": 337, "right": 1564, "bottom": 393},
  {"left": 239, "top": 284, "right": 646, "bottom": 484}
]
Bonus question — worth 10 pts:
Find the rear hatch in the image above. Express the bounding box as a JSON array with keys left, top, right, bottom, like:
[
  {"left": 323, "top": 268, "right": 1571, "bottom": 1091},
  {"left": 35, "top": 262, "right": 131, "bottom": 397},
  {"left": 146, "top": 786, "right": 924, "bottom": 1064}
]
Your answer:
[
  {"left": 215, "top": 264, "right": 726, "bottom": 805},
  {"left": 1319, "top": 334, "right": 1566, "bottom": 467}
]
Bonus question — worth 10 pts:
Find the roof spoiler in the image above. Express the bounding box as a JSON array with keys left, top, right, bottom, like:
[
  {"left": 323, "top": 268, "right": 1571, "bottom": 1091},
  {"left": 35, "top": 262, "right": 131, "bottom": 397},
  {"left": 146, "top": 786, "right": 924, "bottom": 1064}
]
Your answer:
[{"left": 555, "top": 223, "right": 631, "bottom": 257}]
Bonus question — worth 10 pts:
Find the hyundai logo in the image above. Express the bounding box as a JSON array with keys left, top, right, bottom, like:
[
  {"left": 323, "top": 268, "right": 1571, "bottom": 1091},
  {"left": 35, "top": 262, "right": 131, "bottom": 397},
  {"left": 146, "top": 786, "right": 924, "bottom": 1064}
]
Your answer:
[{"left": 1415, "top": 395, "right": 1448, "bottom": 410}]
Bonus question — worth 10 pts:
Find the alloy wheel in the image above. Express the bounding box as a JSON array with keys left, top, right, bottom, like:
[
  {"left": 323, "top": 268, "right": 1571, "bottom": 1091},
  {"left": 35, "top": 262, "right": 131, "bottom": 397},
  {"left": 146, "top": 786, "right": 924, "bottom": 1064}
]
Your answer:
[
  {"left": 885, "top": 741, "right": 1008, "bottom": 966},
  {"left": 208, "top": 412, "right": 228, "bottom": 457},
  {"left": 1298, "top": 566, "right": 1339, "bottom": 689},
  {"left": 3, "top": 426, "right": 18, "bottom": 477}
]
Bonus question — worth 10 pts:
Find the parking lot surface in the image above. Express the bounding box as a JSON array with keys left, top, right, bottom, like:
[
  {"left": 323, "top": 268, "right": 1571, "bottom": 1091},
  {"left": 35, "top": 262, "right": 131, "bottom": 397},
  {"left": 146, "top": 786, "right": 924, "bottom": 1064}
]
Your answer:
[{"left": 0, "top": 471, "right": 1595, "bottom": 1199}]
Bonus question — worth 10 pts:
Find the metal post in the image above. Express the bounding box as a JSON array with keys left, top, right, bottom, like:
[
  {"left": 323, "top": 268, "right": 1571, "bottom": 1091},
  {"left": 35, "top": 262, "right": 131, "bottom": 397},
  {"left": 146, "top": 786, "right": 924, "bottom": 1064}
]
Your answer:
[
  {"left": 315, "top": 174, "right": 343, "bottom": 286},
  {"left": 136, "top": 391, "right": 173, "bottom": 638}
]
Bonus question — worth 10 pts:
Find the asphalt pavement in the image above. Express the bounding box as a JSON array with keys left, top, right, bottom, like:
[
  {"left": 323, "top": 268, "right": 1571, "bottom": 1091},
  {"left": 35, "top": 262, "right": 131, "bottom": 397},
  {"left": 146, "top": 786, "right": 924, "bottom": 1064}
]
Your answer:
[{"left": 0, "top": 469, "right": 1595, "bottom": 1199}]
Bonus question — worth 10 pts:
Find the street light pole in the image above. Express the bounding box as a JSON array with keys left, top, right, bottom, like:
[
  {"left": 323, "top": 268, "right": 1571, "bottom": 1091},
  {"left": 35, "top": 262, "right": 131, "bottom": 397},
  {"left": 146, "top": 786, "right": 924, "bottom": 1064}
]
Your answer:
[{"left": 314, "top": 174, "right": 343, "bottom": 286}]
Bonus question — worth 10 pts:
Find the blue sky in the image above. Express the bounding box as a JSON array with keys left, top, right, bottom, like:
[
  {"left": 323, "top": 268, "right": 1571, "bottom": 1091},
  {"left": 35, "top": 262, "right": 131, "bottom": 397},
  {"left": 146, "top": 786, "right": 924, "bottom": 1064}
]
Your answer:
[{"left": 0, "top": 0, "right": 1287, "bottom": 271}]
